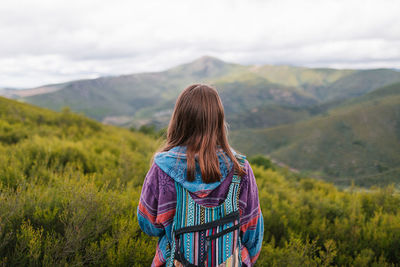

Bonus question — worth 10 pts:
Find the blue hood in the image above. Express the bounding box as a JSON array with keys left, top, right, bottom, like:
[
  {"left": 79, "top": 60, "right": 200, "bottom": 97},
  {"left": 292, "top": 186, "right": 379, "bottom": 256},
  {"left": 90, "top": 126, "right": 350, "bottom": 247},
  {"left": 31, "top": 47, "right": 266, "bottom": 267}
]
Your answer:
[{"left": 154, "top": 146, "right": 244, "bottom": 196}]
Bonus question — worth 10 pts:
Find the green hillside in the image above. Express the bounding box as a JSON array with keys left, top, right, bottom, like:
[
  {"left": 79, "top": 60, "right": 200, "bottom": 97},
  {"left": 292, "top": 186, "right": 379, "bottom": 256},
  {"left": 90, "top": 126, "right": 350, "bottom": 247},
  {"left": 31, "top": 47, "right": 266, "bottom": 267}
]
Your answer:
[
  {"left": 227, "top": 104, "right": 312, "bottom": 130},
  {"left": 230, "top": 82, "right": 400, "bottom": 187},
  {"left": 319, "top": 69, "right": 400, "bottom": 101},
  {"left": 12, "top": 56, "right": 400, "bottom": 130},
  {"left": 216, "top": 79, "right": 316, "bottom": 130},
  {"left": 247, "top": 65, "right": 355, "bottom": 98},
  {"left": 20, "top": 56, "right": 245, "bottom": 121},
  {"left": 129, "top": 71, "right": 320, "bottom": 130},
  {"left": 247, "top": 66, "right": 400, "bottom": 102},
  {"left": 1, "top": 96, "right": 400, "bottom": 266}
]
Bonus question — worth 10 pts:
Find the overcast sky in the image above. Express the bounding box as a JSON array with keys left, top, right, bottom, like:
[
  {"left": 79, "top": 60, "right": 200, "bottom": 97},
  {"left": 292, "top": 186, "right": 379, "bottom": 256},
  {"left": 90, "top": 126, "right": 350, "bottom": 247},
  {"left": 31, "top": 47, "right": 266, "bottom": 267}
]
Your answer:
[{"left": 0, "top": 0, "right": 399, "bottom": 88}]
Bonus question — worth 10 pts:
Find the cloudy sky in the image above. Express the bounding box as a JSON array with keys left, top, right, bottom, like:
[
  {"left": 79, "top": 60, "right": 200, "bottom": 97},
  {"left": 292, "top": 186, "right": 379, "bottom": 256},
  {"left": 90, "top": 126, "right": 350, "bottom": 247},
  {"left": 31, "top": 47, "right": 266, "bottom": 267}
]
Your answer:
[{"left": 0, "top": 0, "right": 399, "bottom": 88}]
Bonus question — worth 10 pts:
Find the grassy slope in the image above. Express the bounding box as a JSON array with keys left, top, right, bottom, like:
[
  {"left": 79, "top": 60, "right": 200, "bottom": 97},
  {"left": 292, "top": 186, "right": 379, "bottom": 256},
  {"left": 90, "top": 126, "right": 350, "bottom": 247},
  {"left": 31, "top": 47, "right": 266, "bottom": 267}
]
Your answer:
[
  {"left": 23, "top": 74, "right": 174, "bottom": 121},
  {"left": 247, "top": 66, "right": 400, "bottom": 102},
  {"left": 0, "top": 96, "right": 164, "bottom": 265},
  {"left": 226, "top": 104, "right": 312, "bottom": 130},
  {"left": 230, "top": 82, "right": 400, "bottom": 187},
  {"left": 131, "top": 71, "right": 321, "bottom": 129},
  {"left": 247, "top": 65, "right": 355, "bottom": 99},
  {"left": 320, "top": 69, "right": 400, "bottom": 101},
  {"left": 0, "top": 96, "right": 164, "bottom": 192}
]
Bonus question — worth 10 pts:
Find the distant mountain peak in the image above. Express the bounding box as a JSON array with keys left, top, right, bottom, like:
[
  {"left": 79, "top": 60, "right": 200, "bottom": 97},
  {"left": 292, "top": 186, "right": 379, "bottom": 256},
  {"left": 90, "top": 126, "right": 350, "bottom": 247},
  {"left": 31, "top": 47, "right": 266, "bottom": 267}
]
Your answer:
[
  {"left": 192, "top": 55, "right": 225, "bottom": 64},
  {"left": 174, "top": 55, "right": 234, "bottom": 78}
]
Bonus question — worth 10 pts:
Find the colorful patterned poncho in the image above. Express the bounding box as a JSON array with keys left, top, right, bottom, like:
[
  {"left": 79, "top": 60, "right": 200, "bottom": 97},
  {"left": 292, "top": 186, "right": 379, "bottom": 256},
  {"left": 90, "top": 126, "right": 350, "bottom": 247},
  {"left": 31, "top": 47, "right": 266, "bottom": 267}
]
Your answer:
[{"left": 137, "top": 146, "right": 264, "bottom": 266}]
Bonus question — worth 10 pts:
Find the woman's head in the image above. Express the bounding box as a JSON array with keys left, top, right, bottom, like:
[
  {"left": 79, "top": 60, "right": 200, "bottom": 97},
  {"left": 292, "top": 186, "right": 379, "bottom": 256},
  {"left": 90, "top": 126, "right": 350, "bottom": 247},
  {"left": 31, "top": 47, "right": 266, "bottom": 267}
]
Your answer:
[{"left": 161, "top": 84, "right": 245, "bottom": 183}]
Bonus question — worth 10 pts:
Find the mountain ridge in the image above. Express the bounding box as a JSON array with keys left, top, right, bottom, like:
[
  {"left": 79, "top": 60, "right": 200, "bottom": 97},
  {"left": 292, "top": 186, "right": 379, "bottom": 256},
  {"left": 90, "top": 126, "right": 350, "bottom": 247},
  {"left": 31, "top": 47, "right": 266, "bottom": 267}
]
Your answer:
[
  {"left": 7, "top": 55, "right": 399, "bottom": 128},
  {"left": 5, "top": 56, "right": 399, "bottom": 101}
]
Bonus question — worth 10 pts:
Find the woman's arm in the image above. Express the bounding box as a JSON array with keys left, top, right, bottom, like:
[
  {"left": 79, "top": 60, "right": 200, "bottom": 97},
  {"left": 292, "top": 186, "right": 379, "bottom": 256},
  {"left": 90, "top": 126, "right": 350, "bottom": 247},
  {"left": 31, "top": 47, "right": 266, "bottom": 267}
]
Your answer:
[
  {"left": 239, "top": 161, "right": 264, "bottom": 266},
  {"left": 137, "top": 163, "right": 165, "bottom": 237}
]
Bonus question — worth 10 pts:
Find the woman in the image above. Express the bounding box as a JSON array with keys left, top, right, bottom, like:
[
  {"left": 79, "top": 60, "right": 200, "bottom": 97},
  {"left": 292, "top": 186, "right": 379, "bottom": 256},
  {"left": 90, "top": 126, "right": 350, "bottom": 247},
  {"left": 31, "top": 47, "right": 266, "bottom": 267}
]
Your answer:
[{"left": 137, "top": 84, "right": 263, "bottom": 266}]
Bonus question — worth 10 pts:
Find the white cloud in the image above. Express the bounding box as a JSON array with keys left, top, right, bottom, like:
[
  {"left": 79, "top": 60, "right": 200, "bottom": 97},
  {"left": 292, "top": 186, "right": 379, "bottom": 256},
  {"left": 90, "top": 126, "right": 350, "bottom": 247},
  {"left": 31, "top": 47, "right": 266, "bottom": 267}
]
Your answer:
[{"left": 0, "top": 0, "right": 399, "bottom": 87}]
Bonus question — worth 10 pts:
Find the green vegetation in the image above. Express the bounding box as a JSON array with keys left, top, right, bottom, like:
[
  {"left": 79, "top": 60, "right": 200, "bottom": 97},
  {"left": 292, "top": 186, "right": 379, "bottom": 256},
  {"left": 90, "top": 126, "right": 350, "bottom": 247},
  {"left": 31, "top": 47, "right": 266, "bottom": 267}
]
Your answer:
[
  {"left": 231, "top": 83, "right": 400, "bottom": 188},
  {"left": 129, "top": 125, "right": 167, "bottom": 139},
  {"left": 226, "top": 104, "right": 311, "bottom": 130},
  {"left": 255, "top": 167, "right": 400, "bottom": 266},
  {"left": 319, "top": 69, "right": 400, "bottom": 101},
  {"left": 0, "top": 96, "right": 160, "bottom": 266},
  {"left": 248, "top": 155, "right": 275, "bottom": 170},
  {"left": 2, "top": 96, "right": 400, "bottom": 266}
]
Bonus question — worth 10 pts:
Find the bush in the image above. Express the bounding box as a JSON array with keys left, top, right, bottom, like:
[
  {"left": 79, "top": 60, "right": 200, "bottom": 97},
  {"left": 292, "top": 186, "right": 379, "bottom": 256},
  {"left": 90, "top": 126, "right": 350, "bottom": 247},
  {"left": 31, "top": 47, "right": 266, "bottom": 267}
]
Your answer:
[{"left": 249, "top": 154, "right": 275, "bottom": 170}]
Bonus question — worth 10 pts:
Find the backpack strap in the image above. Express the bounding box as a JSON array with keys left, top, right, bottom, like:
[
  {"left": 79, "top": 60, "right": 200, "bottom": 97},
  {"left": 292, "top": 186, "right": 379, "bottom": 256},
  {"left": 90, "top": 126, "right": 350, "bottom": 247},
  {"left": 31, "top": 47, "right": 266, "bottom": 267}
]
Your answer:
[
  {"left": 230, "top": 153, "right": 246, "bottom": 210},
  {"left": 232, "top": 153, "right": 246, "bottom": 181}
]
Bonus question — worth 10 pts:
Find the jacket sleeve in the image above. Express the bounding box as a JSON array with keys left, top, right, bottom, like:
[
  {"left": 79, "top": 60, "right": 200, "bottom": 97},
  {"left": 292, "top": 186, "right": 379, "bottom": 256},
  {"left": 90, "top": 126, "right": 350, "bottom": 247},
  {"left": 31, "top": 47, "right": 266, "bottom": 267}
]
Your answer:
[
  {"left": 137, "top": 162, "right": 165, "bottom": 237},
  {"left": 239, "top": 161, "right": 264, "bottom": 266}
]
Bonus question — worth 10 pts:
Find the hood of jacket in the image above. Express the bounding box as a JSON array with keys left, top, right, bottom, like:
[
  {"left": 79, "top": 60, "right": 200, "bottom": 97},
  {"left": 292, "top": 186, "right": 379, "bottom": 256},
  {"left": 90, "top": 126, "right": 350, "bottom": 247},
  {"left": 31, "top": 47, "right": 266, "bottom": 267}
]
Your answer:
[{"left": 154, "top": 145, "right": 244, "bottom": 197}]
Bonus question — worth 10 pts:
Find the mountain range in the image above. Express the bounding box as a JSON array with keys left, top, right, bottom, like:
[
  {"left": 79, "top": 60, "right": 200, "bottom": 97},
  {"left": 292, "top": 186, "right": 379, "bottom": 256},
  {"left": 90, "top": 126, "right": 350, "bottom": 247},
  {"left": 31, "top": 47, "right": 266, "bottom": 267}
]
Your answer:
[{"left": 2, "top": 56, "right": 400, "bottom": 187}]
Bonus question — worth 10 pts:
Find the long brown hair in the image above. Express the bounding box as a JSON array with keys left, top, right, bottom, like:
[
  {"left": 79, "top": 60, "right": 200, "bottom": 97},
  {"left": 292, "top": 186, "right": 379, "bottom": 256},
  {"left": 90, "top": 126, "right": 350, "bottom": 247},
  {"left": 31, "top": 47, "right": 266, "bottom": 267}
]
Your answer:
[{"left": 159, "top": 84, "right": 246, "bottom": 183}]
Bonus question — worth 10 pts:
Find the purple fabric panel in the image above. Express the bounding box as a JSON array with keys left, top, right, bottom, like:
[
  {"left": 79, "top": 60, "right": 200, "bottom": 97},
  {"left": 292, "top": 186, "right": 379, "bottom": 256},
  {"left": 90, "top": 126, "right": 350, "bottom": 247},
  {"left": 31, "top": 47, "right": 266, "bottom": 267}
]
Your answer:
[
  {"left": 140, "top": 162, "right": 177, "bottom": 226},
  {"left": 139, "top": 162, "right": 160, "bottom": 218},
  {"left": 239, "top": 161, "right": 261, "bottom": 226}
]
